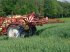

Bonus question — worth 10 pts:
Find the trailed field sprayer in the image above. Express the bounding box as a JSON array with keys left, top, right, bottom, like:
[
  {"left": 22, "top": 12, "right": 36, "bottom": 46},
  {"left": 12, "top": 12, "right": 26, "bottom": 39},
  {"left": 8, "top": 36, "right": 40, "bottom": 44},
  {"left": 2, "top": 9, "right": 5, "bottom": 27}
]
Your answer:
[{"left": 0, "top": 12, "right": 48, "bottom": 37}]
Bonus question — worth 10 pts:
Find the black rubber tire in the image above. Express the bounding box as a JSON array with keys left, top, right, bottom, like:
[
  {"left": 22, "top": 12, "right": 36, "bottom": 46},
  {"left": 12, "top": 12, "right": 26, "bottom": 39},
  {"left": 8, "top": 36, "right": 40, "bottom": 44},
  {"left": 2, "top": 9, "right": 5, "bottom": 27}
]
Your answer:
[
  {"left": 7, "top": 26, "right": 20, "bottom": 37},
  {"left": 7, "top": 25, "right": 37, "bottom": 37},
  {"left": 7, "top": 25, "right": 25, "bottom": 38},
  {"left": 29, "top": 26, "right": 37, "bottom": 36}
]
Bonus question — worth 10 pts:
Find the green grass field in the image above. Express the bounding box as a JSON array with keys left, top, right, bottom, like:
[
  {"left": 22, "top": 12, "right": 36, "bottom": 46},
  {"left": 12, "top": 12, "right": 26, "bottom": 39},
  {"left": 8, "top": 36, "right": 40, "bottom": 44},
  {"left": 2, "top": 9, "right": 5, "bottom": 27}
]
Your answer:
[{"left": 0, "top": 18, "right": 70, "bottom": 52}]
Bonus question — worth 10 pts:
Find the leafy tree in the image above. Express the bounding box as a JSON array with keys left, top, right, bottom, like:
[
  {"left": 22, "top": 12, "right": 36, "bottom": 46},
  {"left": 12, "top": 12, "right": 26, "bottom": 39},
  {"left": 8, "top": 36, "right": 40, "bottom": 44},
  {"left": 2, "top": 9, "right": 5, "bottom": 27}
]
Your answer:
[{"left": 44, "top": 0, "right": 58, "bottom": 18}]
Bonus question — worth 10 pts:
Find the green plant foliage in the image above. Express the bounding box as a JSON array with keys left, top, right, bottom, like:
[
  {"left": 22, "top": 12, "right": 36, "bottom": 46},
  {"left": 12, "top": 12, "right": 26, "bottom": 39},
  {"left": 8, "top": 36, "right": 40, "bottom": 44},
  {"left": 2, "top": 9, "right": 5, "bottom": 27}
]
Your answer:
[
  {"left": 0, "top": 18, "right": 70, "bottom": 52},
  {"left": 0, "top": 0, "right": 70, "bottom": 18}
]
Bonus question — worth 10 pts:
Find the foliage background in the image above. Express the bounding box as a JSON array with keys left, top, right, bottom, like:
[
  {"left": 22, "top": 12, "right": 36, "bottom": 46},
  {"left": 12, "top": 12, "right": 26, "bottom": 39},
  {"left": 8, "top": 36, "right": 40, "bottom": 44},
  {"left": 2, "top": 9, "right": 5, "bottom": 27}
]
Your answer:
[{"left": 0, "top": 0, "right": 70, "bottom": 18}]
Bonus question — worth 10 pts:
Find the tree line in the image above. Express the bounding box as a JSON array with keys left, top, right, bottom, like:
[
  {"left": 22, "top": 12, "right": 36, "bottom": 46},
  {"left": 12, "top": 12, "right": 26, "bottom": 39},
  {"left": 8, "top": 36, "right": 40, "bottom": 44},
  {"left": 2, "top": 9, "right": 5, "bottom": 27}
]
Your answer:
[{"left": 0, "top": 0, "right": 70, "bottom": 18}]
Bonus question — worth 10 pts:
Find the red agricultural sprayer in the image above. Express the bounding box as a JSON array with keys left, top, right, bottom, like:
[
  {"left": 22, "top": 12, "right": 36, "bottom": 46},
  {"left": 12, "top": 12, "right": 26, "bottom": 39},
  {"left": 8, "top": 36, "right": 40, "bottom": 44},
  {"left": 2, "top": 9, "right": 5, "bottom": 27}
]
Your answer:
[{"left": 0, "top": 12, "right": 48, "bottom": 37}]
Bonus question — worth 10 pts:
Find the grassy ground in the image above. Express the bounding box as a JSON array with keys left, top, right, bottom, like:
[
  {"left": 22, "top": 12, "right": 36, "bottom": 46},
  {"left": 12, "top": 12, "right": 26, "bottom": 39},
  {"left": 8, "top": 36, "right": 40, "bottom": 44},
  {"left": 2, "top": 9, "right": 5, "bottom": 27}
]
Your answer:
[{"left": 0, "top": 18, "right": 70, "bottom": 52}]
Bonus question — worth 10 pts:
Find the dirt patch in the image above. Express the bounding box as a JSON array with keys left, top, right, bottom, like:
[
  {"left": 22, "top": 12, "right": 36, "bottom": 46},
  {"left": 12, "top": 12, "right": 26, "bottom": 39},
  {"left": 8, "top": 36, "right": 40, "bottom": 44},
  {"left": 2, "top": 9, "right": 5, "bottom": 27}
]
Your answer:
[{"left": 48, "top": 18, "right": 64, "bottom": 24}]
